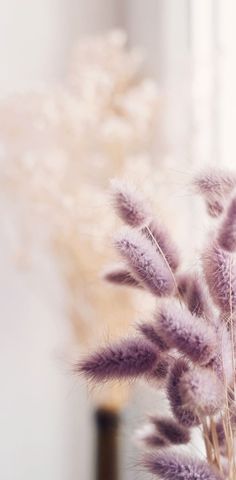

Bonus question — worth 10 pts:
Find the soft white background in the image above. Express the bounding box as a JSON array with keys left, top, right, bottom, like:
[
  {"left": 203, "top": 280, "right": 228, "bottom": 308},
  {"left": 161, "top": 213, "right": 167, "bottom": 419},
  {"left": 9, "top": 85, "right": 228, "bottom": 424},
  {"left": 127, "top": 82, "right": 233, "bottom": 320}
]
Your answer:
[{"left": 0, "top": 1, "right": 236, "bottom": 479}]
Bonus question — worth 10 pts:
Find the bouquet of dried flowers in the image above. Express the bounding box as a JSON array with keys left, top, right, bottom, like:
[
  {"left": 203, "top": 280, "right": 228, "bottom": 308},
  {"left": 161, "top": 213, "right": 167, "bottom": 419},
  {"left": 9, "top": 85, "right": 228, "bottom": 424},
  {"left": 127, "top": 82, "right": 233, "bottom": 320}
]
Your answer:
[{"left": 80, "top": 168, "right": 236, "bottom": 479}]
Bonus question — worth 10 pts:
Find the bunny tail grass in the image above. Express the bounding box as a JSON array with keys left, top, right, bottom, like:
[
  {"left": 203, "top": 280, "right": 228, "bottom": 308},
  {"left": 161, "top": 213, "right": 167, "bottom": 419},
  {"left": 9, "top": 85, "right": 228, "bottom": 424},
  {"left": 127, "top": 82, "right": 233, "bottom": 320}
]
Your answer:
[
  {"left": 78, "top": 338, "right": 159, "bottom": 381},
  {"left": 143, "top": 451, "right": 223, "bottom": 479},
  {"left": 114, "top": 227, "right": 175, "bottom": 296}
]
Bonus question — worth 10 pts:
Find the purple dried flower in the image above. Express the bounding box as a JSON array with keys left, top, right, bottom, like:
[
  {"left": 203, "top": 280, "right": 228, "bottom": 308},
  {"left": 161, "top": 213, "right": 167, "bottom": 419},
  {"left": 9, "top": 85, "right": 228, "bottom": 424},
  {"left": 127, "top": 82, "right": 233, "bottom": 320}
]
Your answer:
[
  {"left": 111, "top": 179, "right": 149, "bottom": 227},
  {"left": 179, "top": 367, "right": 224, "bottom": 416},
  {"left": 79, "top": 170, "right": 236, "bottom": 480},
  {"left": 156, "top": 301, "right": 217, "bottom": 366},
  {"left": 193, "top": 168, "right": 236, "bottom": 218},
  {"left": 143, "top": 452, "right": 223, "bottom": 479},
  {"left": 206, "top": 198, "right": 224, "bottom": 218},
  {"left": 103, "top": 265, "right": 142, "bottom": 288},
  {"left": 79, "top": 337, "right": 158, "bottom": 381},
  {"left": 142, "top": 434, "right": 167, "bottom": 448},
  {"left": 203, "top": 241, "right": 236, "bottom": 313},
  {"left": 114, "top": 228, "right": 175, "bottom": 296},
  {"left": 167, "top": 359, "right": 200, "bottom": 427},
  {"left": 187, "top": 276, "right": 210, "bottom": 318},
  {"left": 136, "top": 322, "right": 168, "bottom": 351},
  {"left": 177, "top": 273, "right": 189, "bottom": 297},
  {"left": 147, "top": 357, "right": 172, "bottom": 385},
  {"left": 143, "top": 219, "right": 180, "bottom": 271},
  {"left": 208, "top": 325, "right": 233, "bottom": 384},
  {"left": 178, "top": 273, "right": 211, "bottom": 319},
  {"left": 193, "top": 168, "right": 236, "bottom": 197},
  {"left": 218, "top": 196, "right": 236, "bottom": 252},
  {"left": 151, "top": 417, "right": 190, "bottom": 445},
  {"left": 136, "top": 423, "right": 169, "bottom": 448}
]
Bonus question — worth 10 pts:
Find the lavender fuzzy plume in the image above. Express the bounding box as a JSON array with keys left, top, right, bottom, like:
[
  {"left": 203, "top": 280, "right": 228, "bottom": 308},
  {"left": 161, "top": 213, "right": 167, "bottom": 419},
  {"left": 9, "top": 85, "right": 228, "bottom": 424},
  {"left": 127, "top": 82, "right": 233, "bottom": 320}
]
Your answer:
[
  {"left": 145, "top": 436, "right": 167, "bottom": 448},
  {"left": 193, "top": 168, "right": 236, "bottom": 197},
  {"left": 177, "top": 273, "right": 189, "bottom": 297},
  {"left": 79, "top": 337, "right": 158, "bottom": 381},
  {"left": 203, "top": 241, "right": 236, "bottom": 313},
  {"left": 218, "top": 196, "right": 236, "bottom": 252},
  {"left": 114, "top": 228, "right": 175, "bottom": 296},
  {"left": 143, "top": 452, "right": 223, "bottom": 480},
  {"left": 179, "top": 367, "right": 224, "bottom": 416},
  {"left": 156, "top": 301, "right": 217, "bottom": 366},
  {"left": 193, "top": 168, "right": 236, "bottom": 219},
  {"left": 103, "top": 265, "right": 142, "bottom": 288},
  {"left": 143, "top": 219, "right": 180, "bottom": 271},
  {"left": 147, "top": 357, "right": 172, "bottom": 385},
  {"left": 137, "top": 322, "right": 169, "bottom": 351},
  {"left": 167, "top": 359, "right": 200, "bottom": 427},
  {"left": 209, "top": 325, "right": 233, "bottom": 384},
  {"left": 111, "top": 179, "right": 149, "bottom": 227},
  {"left": 206, "top": 198, "right": 225, "bottom": 218},
  {"left": 187, "top": 276, "right": 210, "bottom": 318},
  {"left": 141, "top": 433, "right": 167, "bottom": 448},
  {"left": 151, "top": 417, "right": 190, "bottom": 445},
  {"left": 178, "top": 273, "right": 211, "bottom": 319}
]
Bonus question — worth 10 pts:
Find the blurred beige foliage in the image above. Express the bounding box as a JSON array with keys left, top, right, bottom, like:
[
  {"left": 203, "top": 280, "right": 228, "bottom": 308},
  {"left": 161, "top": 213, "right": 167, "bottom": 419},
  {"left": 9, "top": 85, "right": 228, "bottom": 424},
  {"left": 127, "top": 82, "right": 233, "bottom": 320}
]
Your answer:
[{"left": 0, "top": 31, "right": 159, "bottom": 403}]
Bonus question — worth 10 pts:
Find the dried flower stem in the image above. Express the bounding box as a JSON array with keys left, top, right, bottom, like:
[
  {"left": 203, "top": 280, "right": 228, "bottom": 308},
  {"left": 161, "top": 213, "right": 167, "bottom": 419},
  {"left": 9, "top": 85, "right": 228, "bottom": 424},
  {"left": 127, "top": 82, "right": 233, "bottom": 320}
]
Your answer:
[
  {"left": 210, "top": 417, "right": 221, "bottom": 471},
  {"left": 144, "top": 224, "right": 181, "bottom": 300},
  {"left": 202, "top": 417, "right": 213, "bottom": 464}
]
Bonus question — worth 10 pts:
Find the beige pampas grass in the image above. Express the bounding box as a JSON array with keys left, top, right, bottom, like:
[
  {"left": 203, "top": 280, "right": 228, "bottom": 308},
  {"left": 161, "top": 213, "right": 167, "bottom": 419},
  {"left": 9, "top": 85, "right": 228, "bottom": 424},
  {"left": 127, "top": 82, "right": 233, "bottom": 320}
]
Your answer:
[{"left": 0, "top": 31, "right": 159, "bottom": 408}]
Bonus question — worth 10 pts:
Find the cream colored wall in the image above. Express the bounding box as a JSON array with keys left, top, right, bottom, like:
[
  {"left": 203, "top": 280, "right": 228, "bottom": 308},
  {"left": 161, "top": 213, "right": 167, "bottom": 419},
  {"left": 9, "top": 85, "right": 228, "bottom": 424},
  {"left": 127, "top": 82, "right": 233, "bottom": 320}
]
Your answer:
[
  {"left": 0, "top": 2, "right": 119, "bottom": 479},
  {"left": 0, "top": 0, "right": 121, "bottom": 94}
]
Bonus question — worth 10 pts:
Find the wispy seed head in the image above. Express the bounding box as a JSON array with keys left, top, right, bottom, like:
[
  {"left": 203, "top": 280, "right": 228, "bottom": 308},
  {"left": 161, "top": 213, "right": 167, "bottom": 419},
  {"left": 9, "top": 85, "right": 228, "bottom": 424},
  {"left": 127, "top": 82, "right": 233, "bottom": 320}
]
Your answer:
[
  {"left": 143, "top": 219, "right": 180, "bottom": 271},
  {"left": 143, "top": 451, "right": 223, "bottom": 479},
  {"left": 179, "top": 367, "right": 224, "bottom": 416},
  {"left": 114, "top": 227, "right": 175, "bottom": 296},
  {"left": 206, "top": 198, "right": 224, "bottom": 218},
  {"left": 178, "top": 272, "right": 211, "bottom": 319},
  {"left": 136, "top": 321, "right": 169, "bottom": 351},
  {"left": 146, "top": 357, "right": 172, "bottom": 386},
  {"left": 218, "top": 196, "right": 236, "bottom": 252},
  {"left": 193, "top": 168, "right": 236, "bottom": 218},
  {"left": 203, "top": 241, "right": 236, "bottom": 313},
  {"left": 151, "top": 417, "right": 190, "bottom": 445},
  {"left": 103, "top": 264, "right": 142, "bottom": 288},
  {"left": 135, "top": 424, "right": 167, "bottom": 448},
  {"left": 110, "top": 179, "right": 150, "bottom": 227},
  {"left": 78, "top": 337, "right": 158, "bottom": 382},
  {"left": 193, "top": 168, "right": 236, "bottom": 197},
  {"left": 156, "top": 301, "right": 217, "bottom": 366},
  {"left": 167, "top": 359, "right": 200, "bottom": 427},
  {"left": 208, "top": 325, "right": 234, "bottom": 384}
]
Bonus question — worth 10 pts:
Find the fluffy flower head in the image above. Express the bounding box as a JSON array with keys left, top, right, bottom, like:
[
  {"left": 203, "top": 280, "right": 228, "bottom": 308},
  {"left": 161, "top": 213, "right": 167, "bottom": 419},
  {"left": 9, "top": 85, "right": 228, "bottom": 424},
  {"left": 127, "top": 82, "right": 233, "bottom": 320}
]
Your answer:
[
  {"left": 143, "top": 451, "right": 223, "bottom": 479},
  {"left": 79, "top": 337, "right": 158, "bottom": 381},
  {"left": 179, "top": 367, "right": 224, "bottom": 416},
  {"left": 155, "top": 301, "right": 217, "bottom": 366},
  {"left": 218, "top": 196, "right": 236, "bottom": 252},
  {"left": 114, "top": 227, "right": 175, "bottom": 296},
  {"left": 111, "top": 179, "right": 150, "bottom": 227},
  {"left": 203, "top": 241, "right": 236, "bottom": 313}
]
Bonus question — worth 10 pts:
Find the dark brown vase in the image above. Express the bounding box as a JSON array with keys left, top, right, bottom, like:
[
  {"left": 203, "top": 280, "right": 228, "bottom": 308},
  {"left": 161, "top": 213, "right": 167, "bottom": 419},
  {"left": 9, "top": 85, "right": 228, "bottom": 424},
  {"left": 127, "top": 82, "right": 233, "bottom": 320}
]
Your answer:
[{"left": 95, "top": 407, "right": 120, "bottom": 480}]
